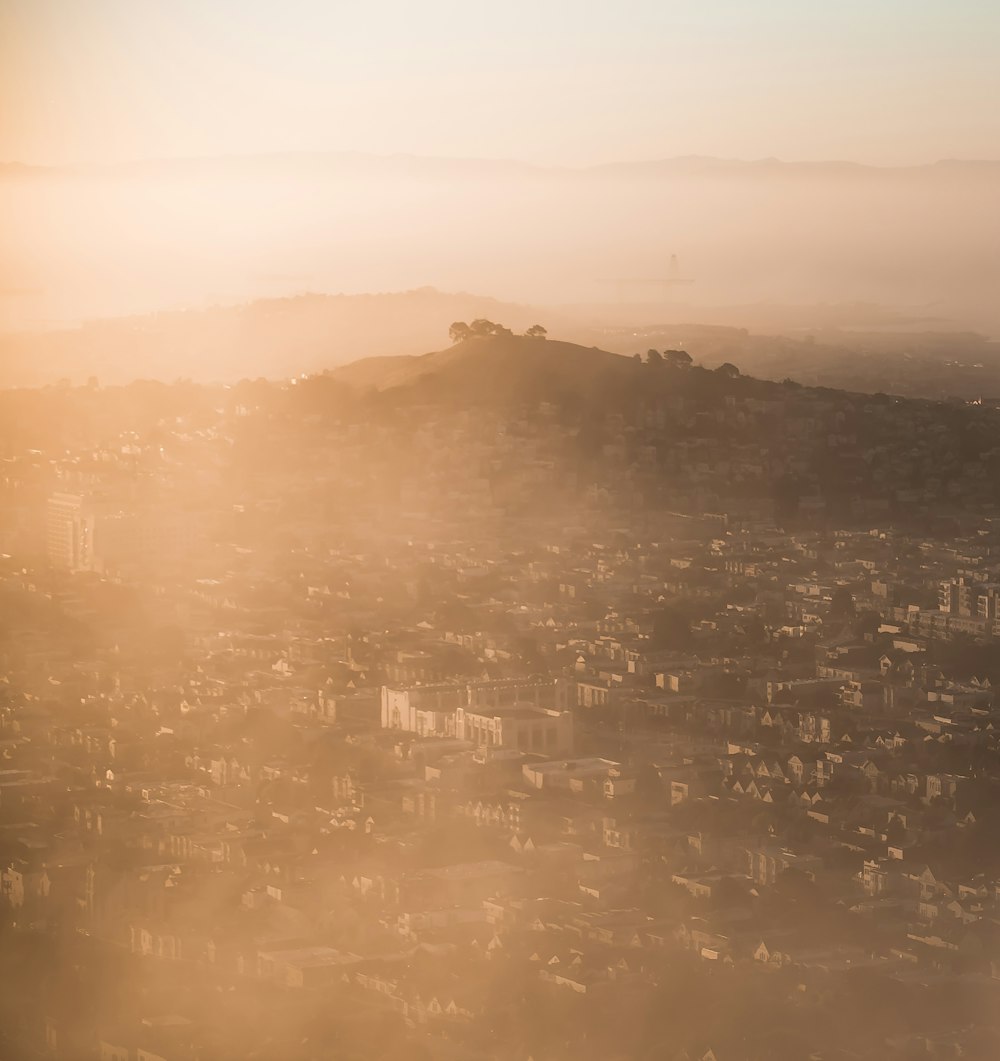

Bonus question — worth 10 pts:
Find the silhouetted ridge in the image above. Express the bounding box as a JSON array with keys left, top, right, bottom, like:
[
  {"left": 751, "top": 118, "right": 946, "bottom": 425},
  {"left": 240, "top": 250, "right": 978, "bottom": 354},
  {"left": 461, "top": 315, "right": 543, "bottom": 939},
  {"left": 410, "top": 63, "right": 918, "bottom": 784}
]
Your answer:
[{"left": 332, "top": 334, "right": 625, "bottom": 397}]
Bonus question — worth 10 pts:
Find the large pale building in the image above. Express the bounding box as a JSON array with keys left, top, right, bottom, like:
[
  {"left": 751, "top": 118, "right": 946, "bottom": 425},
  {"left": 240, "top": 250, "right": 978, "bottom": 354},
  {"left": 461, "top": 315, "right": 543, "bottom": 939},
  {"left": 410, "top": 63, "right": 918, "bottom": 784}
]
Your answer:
[
  {"left": 455, "top": 703, "right": 573, "bottom": 756},
  {"left": 380, "top": 677, "right": 570, "bottom": 745},
  {"left": 46, "top": 493, "right": 96, "bottom": 572}
]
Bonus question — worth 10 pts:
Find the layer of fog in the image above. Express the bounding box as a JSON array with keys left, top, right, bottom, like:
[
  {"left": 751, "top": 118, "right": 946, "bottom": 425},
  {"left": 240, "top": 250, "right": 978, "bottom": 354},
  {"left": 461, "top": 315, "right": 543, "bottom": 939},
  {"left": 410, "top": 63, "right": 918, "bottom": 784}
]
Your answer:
[{"left": 2, "top": 157, "right": 998, "bottom": 333}]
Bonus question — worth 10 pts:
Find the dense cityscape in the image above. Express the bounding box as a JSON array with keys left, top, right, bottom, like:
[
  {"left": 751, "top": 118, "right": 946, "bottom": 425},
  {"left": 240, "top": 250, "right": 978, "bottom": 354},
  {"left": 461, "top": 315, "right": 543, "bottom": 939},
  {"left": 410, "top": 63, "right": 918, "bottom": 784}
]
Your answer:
[
  {"left": 3, "top": 333, "right": 1000, "bottom": 1058},
  {"left": 5, "top": 0, "right": 1000, "bottom": 1055}
]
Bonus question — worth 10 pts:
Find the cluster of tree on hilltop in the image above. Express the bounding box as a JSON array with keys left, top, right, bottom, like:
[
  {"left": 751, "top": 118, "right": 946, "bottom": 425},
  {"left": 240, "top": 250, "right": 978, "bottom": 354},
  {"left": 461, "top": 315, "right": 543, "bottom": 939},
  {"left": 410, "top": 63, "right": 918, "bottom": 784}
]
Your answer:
[
  {"left": 637, "top": 347, "right": 740, "bottom": 378},
  {"left": 642, "top": 347, "right": 693, "bottom": 369},
  {"left": 448, "top": 320, "right": 547, "bottom": 343},
  {"left": 441, "top": 324, "right": 743, "bottom": 385}
]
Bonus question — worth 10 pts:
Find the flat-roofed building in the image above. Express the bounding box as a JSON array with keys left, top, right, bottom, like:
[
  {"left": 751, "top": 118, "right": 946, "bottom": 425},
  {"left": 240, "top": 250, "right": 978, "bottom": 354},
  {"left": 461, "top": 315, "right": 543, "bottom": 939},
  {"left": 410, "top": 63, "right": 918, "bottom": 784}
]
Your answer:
[
  {"left": 456, "top": 702, "right": 573, "bottom": 756},
  {"left": 380, "top": 677, "right": 567, "bottom": 736},
  {"left": 522, "top": 757, "right": 621, "bottom": 791}
]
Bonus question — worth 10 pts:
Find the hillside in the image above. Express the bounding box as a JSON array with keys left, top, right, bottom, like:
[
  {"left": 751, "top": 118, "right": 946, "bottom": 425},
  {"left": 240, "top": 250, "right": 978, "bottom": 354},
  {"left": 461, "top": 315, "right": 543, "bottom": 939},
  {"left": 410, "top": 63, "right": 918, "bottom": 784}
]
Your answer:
[
  {"left": 5, "top": 287, "right": 997, "bottom": 403},
  {"left": 331, "top": 325, "right": 1000, "bottom": 406},
  {"left": 330, "top": 334, "right": 626, "bottom": 397},
  {"left": 6, "top": 329, "right": 1000, "bottom": 538},
  {"left": 587, "top": 324, "right": 1000, "bottom": 400}
]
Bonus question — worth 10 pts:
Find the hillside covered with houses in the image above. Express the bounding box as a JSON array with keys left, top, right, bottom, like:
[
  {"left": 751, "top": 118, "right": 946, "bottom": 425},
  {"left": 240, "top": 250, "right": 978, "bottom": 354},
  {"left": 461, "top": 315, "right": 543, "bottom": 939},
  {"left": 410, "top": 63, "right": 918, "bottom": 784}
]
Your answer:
[{"left": 4, "top": 334, "right": 1000, "bottom": 1058}]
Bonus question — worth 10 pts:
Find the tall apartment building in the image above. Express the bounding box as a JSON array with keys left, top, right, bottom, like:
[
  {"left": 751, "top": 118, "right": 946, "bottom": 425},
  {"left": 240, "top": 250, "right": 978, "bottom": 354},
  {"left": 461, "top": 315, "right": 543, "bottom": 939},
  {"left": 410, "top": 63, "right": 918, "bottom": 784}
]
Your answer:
[
  {"left": 939, "top": 576, "right": 1000, "bottom": 620},
  {"left": 46, "top": 493, "right": 96, "bottom": 572}
]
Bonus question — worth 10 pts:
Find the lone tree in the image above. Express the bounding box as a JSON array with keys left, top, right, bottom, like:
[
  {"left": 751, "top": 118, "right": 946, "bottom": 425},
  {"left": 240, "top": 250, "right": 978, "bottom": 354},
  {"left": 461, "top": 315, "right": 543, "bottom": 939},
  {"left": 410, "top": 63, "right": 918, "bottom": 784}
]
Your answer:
[
  {"left": 448, "top": 321, "right": 472, "bottom": 343},
  {"left": 651, "top": 605, "right": 693, "bottom": 650},
  {"left": 665, "top": 349, "right": 693, "bottom": 368},
  {"left": 830, "top": 586, "right": 857, "bottom": 620},
  {"left": 525, "top": 324, "right": 548, "bottom": 339},
  {"left": 646, "top": 349, "right": 664, "bottom": 366},
  {"left": 715, "top": 362, "right": 740, "bottom": 379}
]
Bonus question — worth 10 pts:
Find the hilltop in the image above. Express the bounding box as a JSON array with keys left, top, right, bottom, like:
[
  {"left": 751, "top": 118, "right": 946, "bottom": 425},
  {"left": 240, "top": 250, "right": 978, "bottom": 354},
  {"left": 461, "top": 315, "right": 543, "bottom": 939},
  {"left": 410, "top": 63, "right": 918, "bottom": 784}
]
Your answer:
[
  {"left": 331, "top": 332, "right": 625, "bottom": 398},
  {"left": 336, "top": 322, "right": 1000, "bottom": 405}
]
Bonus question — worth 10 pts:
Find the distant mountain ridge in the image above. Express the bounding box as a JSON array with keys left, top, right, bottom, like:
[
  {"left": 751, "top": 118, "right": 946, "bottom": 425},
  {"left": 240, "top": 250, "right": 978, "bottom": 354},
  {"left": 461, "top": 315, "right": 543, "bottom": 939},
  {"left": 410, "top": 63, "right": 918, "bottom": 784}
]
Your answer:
[
  {"left": 3, "top": 152, "right": 999, "bottom": 181},
  {"left": 4, "top": 149, "right": 997, "bottom": 335}
]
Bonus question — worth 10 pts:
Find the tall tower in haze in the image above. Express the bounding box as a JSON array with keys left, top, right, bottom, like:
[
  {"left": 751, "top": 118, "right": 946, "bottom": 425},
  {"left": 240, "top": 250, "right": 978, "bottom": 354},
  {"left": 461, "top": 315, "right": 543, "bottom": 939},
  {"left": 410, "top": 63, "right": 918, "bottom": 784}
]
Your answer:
[{"left": 46, "top": 493, "right": 96, "bottom": 572}]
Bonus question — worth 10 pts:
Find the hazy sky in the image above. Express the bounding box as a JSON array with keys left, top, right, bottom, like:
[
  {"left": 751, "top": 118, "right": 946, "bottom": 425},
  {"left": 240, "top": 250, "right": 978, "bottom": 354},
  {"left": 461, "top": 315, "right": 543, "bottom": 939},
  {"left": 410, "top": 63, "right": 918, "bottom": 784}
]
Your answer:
[{"left": 2, "top": 0, "right": 999, "bottom": 166}]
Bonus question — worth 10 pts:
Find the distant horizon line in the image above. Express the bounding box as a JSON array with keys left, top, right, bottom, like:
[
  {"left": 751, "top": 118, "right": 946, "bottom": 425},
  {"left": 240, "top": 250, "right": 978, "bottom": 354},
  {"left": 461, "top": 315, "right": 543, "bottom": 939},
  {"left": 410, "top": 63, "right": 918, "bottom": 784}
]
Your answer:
[
  {"left": 3, "top": 150, "right": 1000, "bottom": 173},
  {"left": 0, "top": 284, "right": 963, "bottom": 338}
]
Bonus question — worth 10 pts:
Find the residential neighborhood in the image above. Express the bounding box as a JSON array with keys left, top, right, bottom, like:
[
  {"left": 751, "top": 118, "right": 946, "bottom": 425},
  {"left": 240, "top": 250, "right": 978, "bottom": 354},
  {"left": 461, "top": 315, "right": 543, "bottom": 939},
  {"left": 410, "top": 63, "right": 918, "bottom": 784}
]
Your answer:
[{"left": 4, "top": 354, "right": 1000, "bottom": 1059}]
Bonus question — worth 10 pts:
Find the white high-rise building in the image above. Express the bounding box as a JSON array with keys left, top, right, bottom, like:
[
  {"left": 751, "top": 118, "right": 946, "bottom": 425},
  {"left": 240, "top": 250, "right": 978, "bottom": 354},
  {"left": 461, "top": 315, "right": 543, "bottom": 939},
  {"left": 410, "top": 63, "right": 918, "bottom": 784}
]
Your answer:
[{"left": 46, "top": 493, "right": 96, "bottom": 572}]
